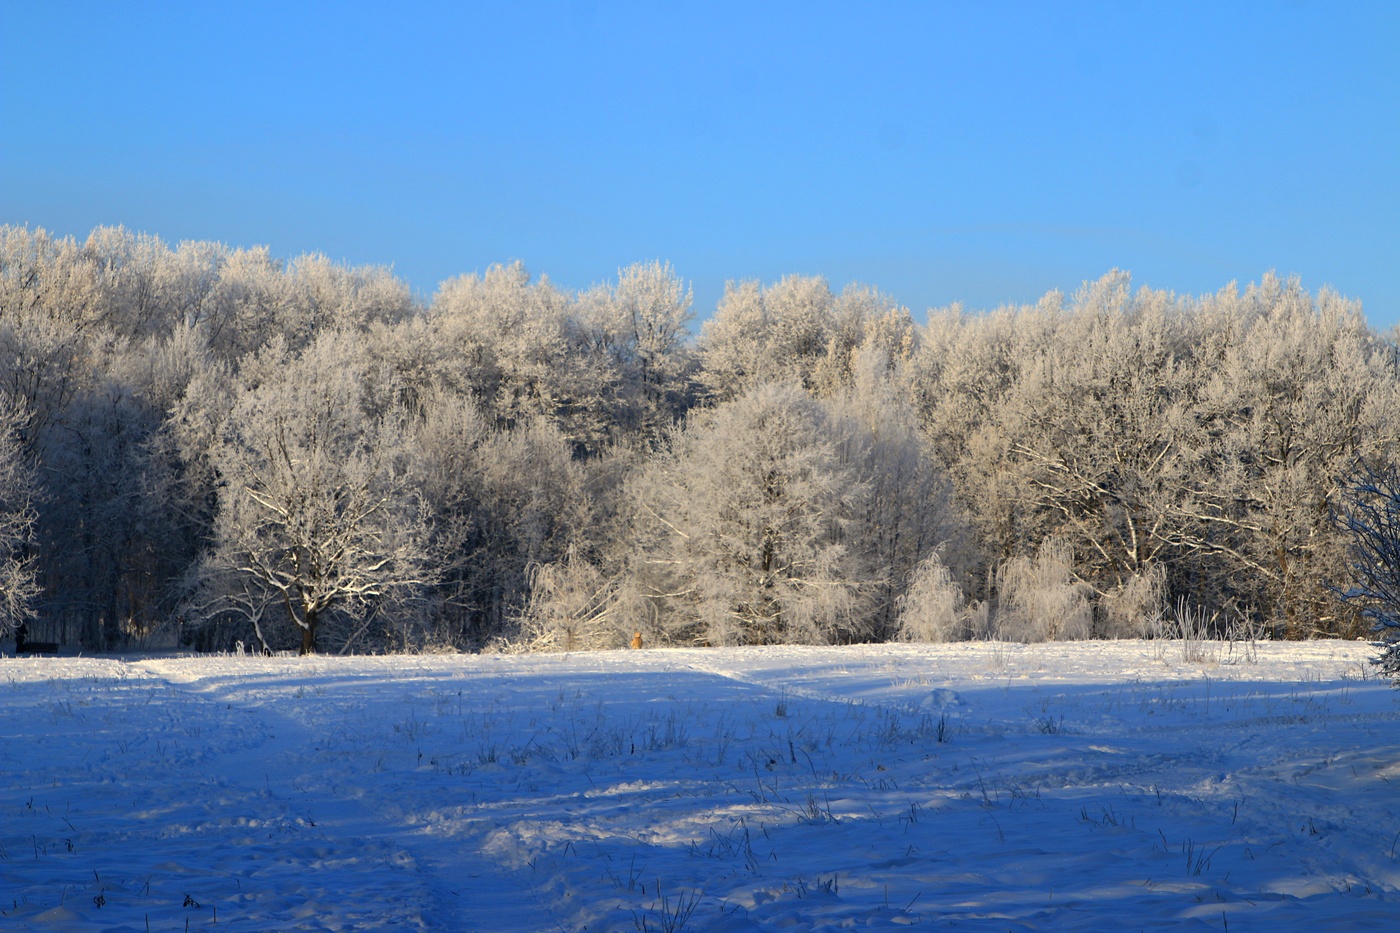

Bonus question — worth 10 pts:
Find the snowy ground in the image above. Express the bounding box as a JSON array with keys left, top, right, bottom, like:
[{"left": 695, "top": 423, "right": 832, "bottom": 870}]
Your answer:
[{"left": 1, "top": 640, "right": 1396, "bottom": 932}]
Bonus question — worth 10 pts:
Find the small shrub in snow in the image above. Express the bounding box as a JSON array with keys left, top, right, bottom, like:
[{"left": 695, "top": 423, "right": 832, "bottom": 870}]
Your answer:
[
  {"left": 1166, "top": 599, "right": 1220, "bottom": 664},
  {"left": 510, "top": 547, "right": 637, "bottom": 652},
  {"left": 1223, "top": 609, "right": 1269, "bottom": 664},
  {"left": 1096, "top": 565, "right": 1166, "bottom": 639},
  {"left": 983, "top": 634, "right": 1011, "bottom": 672},
  {"left": 993, "top": 538, "right": 1092, "bottom": 641},
  {"left": 896, "top": 553, "right": 965, "bottom": 642}
]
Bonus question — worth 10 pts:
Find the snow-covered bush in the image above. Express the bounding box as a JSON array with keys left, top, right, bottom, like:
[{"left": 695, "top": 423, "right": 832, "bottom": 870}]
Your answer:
[
  {"left": 1097, "top": 565, "right": 1166, "bottom": 638},
  {"left": 511, "top": 547, "right": 635, "bottom": 652},
  {"left": 896, "top": 553, "right": 965, "bottom": 642},
  {"left": 994, "top": 538, "right": 1092, "bottom": 641}
]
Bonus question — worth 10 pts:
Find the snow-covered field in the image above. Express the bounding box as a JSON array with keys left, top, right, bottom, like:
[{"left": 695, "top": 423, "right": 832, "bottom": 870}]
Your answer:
[{"left": 2, "top": 640, "right": 1396, "bottom": 931}]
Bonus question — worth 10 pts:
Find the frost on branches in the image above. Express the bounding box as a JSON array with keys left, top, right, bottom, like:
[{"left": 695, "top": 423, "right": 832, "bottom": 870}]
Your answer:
[
  {"left": 0, "top": 394, "right": 38, "bottom": 633},
  {"left": 1335, "top": 463, "right": 1400, "bottom": 680}
]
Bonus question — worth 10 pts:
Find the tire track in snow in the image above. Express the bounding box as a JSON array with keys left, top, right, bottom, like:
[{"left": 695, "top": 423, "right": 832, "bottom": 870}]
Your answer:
[{"left": 126, "top": 659, "right": 570, "bottom": 933}]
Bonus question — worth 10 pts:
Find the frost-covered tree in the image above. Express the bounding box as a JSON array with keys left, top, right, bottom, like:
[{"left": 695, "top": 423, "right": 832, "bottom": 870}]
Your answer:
[
  {"left": 466, "top": 416, "right": 593, "bottom": 635},
  {"left": 7, "top": 219, "right": 1400, "bottom": 653},
  {"left": 832, "top": 345, "right": 971, "bottom": 639},
  {"left": 428, "top": 263, "right": 579, "bottom": 424},
  {"left": 0, "top": 226, "right": 185, "bottom": 645},
  {"left": 403, "top": 391, "right": 593, "bottom": 646},
  {"left": 1184, "top": 277, "right": 1399, "bottom": 635},
  {"left": 511, "top": 546, "right": 636, "bottom": 652},
  {"left": 910, "top": 271, "right": 1400, "bottom": 637},
  {"left": 811, "top": 285, "right": 918, "bottom": 397},
  {"left": 1334, "top": 463, "right": 1400, "bottom": 678},
  {"left": 194, "top": 247, "right": 413, "bottom": 363},
  {"left": 998, "top": 274, "right": 1189, "bottom": 578},
  {"left": 0, "top": 394, "right": 38, "bottom": 633},
  {"left": 574, "top": 260, "right": 697, "bottom": 442},
  {"left": 699, "top": 275, "right": 836, "bottom": 401},
  {"left": 0, "top": 225, "right": 106, "bottom": 444},
  {"left": 911, "top": 296, "right": 1058, "bottom": 578},
  {"left": 699, "top": 275, "right": 920, "bottom": 407},
  {"left": 630, "top": 383, "right": 875, "bottom": 646},
  {"left": 912, "top": 273, "right": 1204, "bottom": 610},
  {"left": 187, "top": 333, "right": 434, "bottom": 654}
]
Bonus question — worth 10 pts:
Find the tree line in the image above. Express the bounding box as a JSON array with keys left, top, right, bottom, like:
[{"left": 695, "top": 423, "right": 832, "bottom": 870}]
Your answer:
[{"left": 0, "top": 224, "right": 1395, "bottom": 653}]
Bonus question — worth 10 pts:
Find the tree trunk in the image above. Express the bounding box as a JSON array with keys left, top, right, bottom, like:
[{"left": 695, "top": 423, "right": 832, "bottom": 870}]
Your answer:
[{"left": 300, "top": 608, "right": 318, "bottom": 655}]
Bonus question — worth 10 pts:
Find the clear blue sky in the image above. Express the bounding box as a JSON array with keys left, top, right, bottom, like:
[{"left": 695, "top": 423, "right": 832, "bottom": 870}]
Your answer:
[{"left": 3, "top": 1, "right": 1397, "bottom": 328}]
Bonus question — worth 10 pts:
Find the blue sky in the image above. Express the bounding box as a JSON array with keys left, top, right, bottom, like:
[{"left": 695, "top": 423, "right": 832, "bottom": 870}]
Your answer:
[{"left": 3, "top": 1, "right": 1397, "bottom": 328}]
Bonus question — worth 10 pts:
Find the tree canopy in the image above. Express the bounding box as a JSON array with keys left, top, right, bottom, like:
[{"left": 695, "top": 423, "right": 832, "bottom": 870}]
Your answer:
[{"left": 2, "top": 223, "right": 1395, "bottom": 653}]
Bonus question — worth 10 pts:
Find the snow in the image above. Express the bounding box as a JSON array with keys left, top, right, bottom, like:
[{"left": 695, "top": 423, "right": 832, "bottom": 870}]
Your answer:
[{"left": 2, "top": 639, "right": 1397, "bottom": 931}]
